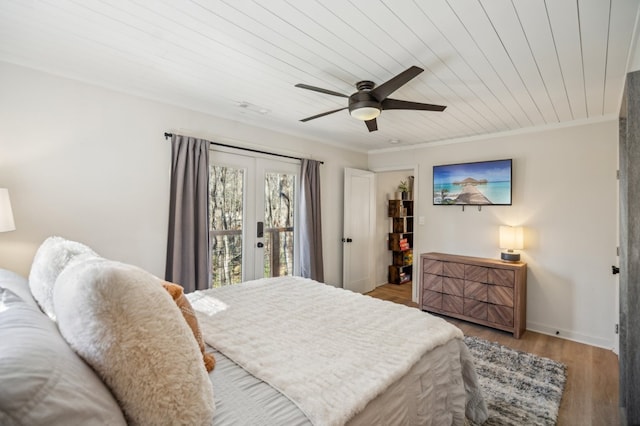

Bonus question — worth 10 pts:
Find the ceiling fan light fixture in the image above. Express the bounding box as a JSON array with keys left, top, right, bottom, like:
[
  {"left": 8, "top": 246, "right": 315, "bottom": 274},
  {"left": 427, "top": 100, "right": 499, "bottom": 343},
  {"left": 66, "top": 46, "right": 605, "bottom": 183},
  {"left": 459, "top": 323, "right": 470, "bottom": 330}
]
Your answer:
[
  {"left": 350, "top": 106, "right": 380, "bottom": 121},
  {"left": 296, "top": 66, "right": 446, "bottom": 130},
  {"left": 348, "top": 91, "right": 381, "bottom": 121}
]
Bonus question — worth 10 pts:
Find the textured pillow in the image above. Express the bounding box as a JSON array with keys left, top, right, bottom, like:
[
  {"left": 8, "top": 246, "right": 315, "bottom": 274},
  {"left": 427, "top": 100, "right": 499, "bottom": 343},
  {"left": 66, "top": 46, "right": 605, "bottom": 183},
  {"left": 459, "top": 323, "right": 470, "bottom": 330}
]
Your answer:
[
  {"left": 0, "top": 268, "right": 38, "bottom": 309},
  {"left": 0, "top": 287, "right": 127, "bottom": 425},
  {"left": 54, "top": 258, "right": 215, "bottom": 426},
  {"left": 29, "top": 236, "right": 97, "bottom": 320},
  {"left": 162, "top": 281, "right": 216, "bottom": 372}
]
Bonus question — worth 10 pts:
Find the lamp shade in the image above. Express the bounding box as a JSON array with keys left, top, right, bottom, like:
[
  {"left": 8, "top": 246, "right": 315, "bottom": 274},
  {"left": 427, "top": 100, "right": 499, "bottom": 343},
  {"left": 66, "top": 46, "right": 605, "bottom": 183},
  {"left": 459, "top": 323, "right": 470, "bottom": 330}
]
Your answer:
[
  {"left": 0, "top": 188, "right": 16, "bottom": 232},
  {"left": 499, "top": 226, "right": 523, "bottom": 250}
]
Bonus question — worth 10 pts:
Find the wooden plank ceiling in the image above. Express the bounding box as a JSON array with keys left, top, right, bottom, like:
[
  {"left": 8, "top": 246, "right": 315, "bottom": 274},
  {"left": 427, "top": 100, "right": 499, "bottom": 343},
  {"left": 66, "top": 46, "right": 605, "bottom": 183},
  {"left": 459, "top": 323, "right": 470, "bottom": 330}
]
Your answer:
[{"left": 0, "top": 0, "right": 638, "bottom": 152}]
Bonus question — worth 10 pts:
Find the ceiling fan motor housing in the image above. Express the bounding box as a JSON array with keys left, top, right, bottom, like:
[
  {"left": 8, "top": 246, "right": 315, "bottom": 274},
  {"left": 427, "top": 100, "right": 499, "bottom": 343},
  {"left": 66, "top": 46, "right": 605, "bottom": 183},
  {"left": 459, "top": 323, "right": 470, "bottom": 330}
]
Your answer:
[{"left": 349, "top": 81, "right": 381, "bottom": 116}]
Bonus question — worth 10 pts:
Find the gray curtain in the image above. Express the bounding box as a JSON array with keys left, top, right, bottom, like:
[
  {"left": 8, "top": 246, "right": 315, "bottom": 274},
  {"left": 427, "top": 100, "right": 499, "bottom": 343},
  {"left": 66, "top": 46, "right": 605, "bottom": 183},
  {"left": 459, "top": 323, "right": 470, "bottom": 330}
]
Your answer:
[
  {"left": 165, "top": 134, "right": 210, "bottom": 293},
  {"left": 299, "top": 159, "right": 324, "bottom": 282}
]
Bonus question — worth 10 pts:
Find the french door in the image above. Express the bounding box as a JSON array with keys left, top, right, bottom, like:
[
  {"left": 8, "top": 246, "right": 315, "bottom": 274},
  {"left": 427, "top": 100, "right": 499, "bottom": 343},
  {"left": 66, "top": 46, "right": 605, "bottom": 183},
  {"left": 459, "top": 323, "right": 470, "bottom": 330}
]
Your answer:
[{"left": 209, "top": 151, "right": 298, "bottom": 287}]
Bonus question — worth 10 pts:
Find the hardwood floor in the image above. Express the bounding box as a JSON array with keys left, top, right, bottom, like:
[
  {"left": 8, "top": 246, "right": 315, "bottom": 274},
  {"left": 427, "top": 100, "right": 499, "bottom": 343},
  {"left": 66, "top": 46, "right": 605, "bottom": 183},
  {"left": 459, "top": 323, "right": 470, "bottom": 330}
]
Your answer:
[{"left": 367, "top": 283, "right": 620, "bottom": 426}]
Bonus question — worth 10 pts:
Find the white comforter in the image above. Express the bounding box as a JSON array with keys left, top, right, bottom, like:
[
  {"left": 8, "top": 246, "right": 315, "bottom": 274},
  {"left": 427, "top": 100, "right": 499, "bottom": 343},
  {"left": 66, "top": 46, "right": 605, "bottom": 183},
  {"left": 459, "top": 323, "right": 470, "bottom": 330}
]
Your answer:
[{"left": 189, "top": 276, "right": 472, "bottom": 426}]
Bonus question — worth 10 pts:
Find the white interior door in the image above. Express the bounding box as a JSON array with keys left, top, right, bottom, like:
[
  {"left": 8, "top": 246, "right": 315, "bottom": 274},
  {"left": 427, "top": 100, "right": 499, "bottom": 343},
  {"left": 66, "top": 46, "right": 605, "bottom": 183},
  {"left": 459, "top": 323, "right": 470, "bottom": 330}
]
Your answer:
[
  {"left": 343, "top": 168, "right": 375, "bottom": 293},
  {"left": 209, "top": 151, "right": 298, "bottom": 286}
]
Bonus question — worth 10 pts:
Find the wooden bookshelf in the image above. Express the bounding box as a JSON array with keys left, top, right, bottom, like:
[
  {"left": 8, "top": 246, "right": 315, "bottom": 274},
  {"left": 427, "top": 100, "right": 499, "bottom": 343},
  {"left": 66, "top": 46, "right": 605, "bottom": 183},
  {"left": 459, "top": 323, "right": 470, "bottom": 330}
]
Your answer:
[{"left": 388, "top": 199, "right": 413, "bottom": 284}]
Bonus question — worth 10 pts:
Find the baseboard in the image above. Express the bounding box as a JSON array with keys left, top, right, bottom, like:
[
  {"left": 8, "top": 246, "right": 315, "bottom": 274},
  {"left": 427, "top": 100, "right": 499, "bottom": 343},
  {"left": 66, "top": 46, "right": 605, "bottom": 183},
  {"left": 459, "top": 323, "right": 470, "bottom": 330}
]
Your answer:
[
  {"left": 526, "top": 321, "right": 614, "bottom": 350},
  {"left": 620, "top": 407, "right": 627, "bottom": 426}
]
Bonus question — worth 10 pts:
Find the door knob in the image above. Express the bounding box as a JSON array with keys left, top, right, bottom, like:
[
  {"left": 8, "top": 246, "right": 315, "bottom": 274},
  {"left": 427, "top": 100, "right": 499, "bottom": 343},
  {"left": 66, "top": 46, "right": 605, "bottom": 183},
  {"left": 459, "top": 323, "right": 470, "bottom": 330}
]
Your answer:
[
  {"left": 612, "top": 265, "right": 620, "bottom": 275},
  {"left": 257, "top": 242, "right": 264, "bottom": 248}
]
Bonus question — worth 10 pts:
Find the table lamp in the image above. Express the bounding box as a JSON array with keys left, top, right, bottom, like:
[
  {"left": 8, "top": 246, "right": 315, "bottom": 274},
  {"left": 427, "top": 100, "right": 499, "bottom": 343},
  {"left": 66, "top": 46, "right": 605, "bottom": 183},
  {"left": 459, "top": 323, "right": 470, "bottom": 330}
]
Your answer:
[
  {"left": 0, "top": 188, "right": 16, "bottom": 232},
  {"left": 499, "top": 225, "right": 523, "bottom": 262}
]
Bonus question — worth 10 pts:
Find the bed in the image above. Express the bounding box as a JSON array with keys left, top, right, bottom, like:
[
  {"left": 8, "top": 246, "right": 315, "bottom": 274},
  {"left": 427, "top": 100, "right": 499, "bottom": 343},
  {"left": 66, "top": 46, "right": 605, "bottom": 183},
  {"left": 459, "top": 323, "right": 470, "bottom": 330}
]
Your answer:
[
  {"left": 189, "top": 276, "right": 488, "bottom": 426},
  {"left": 0, "top": 236, "right": 488, "bottom": 425}
]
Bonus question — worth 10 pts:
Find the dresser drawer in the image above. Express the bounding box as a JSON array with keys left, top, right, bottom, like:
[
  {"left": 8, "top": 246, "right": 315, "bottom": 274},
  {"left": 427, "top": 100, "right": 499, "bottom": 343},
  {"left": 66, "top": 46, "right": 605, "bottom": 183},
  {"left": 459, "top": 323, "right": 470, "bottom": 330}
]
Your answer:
[
  {"left": 464, "top": 280, "right": 487, "bottom": 302},
  {"left": 464, "top": 299, "right": 487, "bottom": 320},
  {"left": 423, "top": 290, "right": 443, "bottom": 310},
  {"left": 423, "top": 258, "right": 443, "bottom": 275},
  {"left": 488, "top": 304, "right": 514, "bottom": 327},
  {"left": 443, "top": 262, "right": 464, "bottom": 279},
  {"left": 443, "top": 277, "right": 464, "bottom": 296},
  {"left": 488, "top": 268, "right": 515, "bottom": 288},
  {"left": 465, "top": 264, "right": 488, "bottom": 283},
  {"left": 443, "top": 294, "right": 464, "bottom": 314},
  {"left": 423, "top": 273, "right": 443, "bottom": 292},
  {"left": 488, "top": 285, "right": 514, "bottom": 307}
]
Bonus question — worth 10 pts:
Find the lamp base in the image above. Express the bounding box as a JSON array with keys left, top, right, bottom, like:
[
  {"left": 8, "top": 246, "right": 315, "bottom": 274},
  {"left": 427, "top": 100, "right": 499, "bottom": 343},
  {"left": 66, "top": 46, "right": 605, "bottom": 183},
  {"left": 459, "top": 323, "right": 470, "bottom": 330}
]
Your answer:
[{"left": 501, "top": 251, "right": 520, "bottom": 262}]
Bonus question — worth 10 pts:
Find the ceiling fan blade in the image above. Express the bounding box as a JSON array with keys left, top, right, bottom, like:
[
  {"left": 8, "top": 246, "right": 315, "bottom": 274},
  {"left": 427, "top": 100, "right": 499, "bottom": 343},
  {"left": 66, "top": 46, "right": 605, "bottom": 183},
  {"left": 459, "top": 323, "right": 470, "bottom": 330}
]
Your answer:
[
  {"left": 365, "top": 118, "right": 378, "bottom": 132},
  {"left": 300, "top": 107, "right": 348, "bottom": 122},
  {"left": 295, "top": 84, "right": 349, "bottom": 98},
  {"left": 370, "top": 66, "right": 424, "bottom": 101},
  {"left": 382, "top": 98, "right": 446, "bottom": 112}
]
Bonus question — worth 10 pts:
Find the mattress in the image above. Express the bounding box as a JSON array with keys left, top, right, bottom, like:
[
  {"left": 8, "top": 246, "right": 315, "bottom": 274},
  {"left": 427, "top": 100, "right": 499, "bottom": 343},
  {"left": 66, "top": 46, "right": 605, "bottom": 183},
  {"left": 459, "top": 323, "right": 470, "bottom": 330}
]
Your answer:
[
  {"left": 193, "top": 277, "right": 487, "bottom": 425},
  {"left": 209, "top": 347, "right": 310, "bottom": 425},
  {"left": 209, "top": 338, "right": 483, "bottom": 425}
]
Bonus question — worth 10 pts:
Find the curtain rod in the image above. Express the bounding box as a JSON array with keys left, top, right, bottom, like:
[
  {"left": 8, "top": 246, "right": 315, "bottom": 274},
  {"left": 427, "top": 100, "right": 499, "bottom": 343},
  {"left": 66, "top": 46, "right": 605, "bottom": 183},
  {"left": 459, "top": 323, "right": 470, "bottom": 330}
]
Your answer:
[{"left": 164, "top": 133, "right": 323, "bottom": 164}]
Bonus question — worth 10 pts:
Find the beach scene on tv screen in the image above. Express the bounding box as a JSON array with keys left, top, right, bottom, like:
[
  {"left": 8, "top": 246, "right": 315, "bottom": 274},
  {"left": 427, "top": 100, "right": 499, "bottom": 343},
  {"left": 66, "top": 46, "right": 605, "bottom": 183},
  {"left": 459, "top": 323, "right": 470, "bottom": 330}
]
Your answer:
[{"left": 433, "top": 159, "right": 512, "bottom": 205}]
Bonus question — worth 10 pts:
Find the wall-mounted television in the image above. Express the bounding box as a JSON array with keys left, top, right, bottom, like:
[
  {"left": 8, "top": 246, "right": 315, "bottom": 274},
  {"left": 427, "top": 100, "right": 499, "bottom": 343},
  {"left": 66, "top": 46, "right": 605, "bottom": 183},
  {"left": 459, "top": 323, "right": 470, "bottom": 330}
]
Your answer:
[{"left": 433, "top": 159, "right": 512, "bottom": 205}]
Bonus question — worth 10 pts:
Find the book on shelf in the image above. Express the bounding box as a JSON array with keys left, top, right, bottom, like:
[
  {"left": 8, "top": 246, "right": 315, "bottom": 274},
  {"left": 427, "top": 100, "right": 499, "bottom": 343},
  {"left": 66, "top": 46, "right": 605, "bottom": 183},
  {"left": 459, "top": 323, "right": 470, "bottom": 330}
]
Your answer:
[{"left": 398, "top": 273, "right": 411, "bottom": 282}]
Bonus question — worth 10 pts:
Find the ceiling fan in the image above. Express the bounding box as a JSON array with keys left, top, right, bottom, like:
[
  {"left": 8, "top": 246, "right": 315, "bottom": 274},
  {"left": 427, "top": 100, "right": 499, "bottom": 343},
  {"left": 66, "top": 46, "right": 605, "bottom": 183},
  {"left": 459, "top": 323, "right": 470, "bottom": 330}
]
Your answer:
[{"left": 295, "top": 66, "right": 446, "bottom": 132}]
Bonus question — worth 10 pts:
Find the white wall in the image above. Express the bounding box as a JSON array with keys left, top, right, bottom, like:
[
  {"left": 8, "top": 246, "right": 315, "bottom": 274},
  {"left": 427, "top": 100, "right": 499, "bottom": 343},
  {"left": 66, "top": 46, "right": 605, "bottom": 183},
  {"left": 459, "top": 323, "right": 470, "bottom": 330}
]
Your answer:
[
  {"left": 0, "top": 62, "right": 367, "bottom": 286},
  {"left": 627, "top": 11, "right": 640, "bottom": 72},
  {"left": 369, "top": 120, "right": 619, "bottom": 348}
]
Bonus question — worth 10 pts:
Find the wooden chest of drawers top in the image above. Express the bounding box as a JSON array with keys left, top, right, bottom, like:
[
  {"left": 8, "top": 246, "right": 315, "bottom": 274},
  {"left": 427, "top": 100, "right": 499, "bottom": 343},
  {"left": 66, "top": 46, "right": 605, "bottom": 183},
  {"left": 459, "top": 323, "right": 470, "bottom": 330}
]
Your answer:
[{"left": 422, "top": 253, "right": 525, "bottom": 286}]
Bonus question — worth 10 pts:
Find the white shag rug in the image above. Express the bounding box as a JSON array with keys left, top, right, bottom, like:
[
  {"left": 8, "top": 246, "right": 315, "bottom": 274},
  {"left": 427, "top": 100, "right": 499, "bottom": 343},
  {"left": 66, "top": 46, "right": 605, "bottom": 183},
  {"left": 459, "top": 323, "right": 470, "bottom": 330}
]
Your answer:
[{"left": 464, "top": 336, "right": 567, "bottom": 426}]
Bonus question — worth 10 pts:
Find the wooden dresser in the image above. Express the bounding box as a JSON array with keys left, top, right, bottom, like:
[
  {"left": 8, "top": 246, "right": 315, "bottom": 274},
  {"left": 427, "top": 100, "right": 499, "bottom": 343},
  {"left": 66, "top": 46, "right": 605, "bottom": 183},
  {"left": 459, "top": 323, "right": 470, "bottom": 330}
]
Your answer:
[{"left": 420, "top": 252, "right": 527, "bottom": 338}]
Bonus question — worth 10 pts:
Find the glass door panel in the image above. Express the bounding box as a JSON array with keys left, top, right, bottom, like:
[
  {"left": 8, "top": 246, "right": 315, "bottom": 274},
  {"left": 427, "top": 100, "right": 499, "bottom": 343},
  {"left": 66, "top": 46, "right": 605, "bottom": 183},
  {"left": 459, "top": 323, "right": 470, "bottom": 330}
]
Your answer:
[
  {"left": 209, "top": 163, "right": 245, "bottom": 287},
  {"left": 263, "top": 171, "right": 295, "bottom": 278},
  {"left": 210, "top": 152, "right": 298, "bottom": 286}
]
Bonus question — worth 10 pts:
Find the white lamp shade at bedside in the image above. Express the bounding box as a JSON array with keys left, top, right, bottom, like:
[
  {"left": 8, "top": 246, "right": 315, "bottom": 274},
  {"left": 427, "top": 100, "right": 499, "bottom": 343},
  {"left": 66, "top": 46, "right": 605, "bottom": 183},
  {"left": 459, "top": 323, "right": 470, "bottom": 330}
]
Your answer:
[
  {"left": 499, "top": 226, "right": 523, "bottom": 261},
  {"left": 499, "top": 226, "right": 524, "bottom": 250},
  {"left": 0, "top": 188, "right": 16, "bottom": 232}
]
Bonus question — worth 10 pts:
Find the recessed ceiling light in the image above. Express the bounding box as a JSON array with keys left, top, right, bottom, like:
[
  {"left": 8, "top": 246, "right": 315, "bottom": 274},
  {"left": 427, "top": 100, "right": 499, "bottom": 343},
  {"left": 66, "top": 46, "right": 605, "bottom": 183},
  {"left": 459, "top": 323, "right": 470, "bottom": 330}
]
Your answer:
[
  {"left": 237, "top": 101, "right": 270, "bottom": 115},
  {"left": 388, "top": 139, "right": 401, "bottom": 144}
]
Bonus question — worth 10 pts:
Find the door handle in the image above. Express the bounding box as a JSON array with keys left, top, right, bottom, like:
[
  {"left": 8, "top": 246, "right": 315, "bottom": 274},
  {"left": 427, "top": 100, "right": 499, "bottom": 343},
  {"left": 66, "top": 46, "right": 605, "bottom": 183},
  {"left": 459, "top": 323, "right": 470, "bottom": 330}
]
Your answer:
[
  {"left": 342, "top": 238, "right": 353, "bottom": 243},
  {"left": 612, "top": 265, "right": 620, "bottom": 275},
  {"left": 257, "top": 242, "right": 264, "bottom": 248}
]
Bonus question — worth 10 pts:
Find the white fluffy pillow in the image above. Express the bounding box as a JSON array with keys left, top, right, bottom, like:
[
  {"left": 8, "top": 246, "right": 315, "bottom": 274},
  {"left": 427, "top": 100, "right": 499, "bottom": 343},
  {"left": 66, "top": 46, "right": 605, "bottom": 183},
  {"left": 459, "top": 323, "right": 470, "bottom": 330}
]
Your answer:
[
  {"left": 29, "top": 236, "right": 97, "bottom": 320},
  {"left": 54, "top": 258, "right": 215, "bottom": 426}
]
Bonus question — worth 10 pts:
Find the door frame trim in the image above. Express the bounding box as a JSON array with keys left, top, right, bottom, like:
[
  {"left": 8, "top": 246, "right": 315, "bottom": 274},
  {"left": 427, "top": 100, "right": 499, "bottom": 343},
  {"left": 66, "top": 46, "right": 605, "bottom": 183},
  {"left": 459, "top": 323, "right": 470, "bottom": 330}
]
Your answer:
[{"left": 370, "top": 164, "right": 420, "bottom": 303}]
